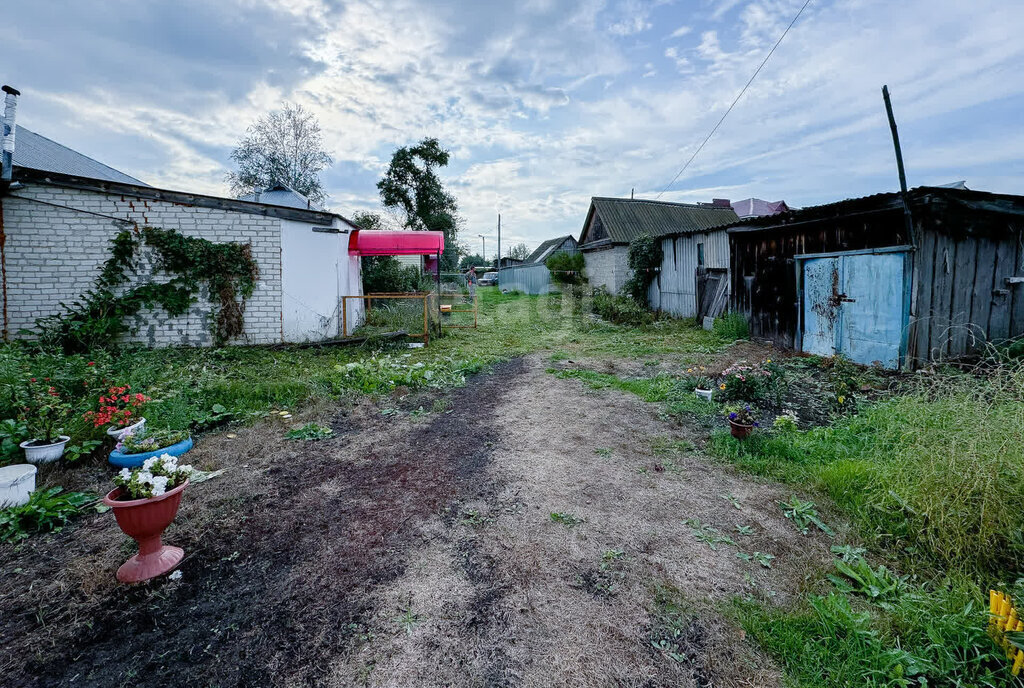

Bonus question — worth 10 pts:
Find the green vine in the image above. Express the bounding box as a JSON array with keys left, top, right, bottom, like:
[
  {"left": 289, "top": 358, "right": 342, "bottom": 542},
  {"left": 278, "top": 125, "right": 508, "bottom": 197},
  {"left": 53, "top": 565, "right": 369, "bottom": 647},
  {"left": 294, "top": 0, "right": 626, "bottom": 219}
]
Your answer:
[
  {"left": 36, "top": 226, "right": 259, "bottom": 352},
  {"left": 623, "top": 234, "right": 663, "bottom": 308}
]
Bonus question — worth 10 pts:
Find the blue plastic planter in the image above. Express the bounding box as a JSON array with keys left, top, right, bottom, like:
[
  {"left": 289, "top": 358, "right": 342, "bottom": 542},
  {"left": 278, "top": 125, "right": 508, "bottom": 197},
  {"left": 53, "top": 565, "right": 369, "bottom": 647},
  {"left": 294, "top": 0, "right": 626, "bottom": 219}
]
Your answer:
[{"left": 109, "top": 437, "right": 194, "bottom": 468}]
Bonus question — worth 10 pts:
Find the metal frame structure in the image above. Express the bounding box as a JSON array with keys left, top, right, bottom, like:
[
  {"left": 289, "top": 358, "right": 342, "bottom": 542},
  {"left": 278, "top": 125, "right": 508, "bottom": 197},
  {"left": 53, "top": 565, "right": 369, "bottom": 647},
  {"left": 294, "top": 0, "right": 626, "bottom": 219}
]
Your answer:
[{"left": 341, "top": 293, "right": 432, "bottom": 345}]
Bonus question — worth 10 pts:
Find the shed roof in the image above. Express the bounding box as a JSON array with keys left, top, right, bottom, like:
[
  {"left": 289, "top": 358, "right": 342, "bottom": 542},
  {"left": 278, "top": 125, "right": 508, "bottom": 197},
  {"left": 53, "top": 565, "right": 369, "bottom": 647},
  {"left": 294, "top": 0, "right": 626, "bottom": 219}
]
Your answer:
[
  {"left": 12, "top": 125, "right": 148, "bottom": 186},
  {"left": 526, "top": 235, "right": 575, "bottom": 264},
  {"left": 580, "top": 197, "right": 738, "bottom": 246},
  {"left": 726, "top": 186, "right": 1024, "bottom": 234},
  {"left": 731, "top": 198, "right": 789, "bottom": 219}
]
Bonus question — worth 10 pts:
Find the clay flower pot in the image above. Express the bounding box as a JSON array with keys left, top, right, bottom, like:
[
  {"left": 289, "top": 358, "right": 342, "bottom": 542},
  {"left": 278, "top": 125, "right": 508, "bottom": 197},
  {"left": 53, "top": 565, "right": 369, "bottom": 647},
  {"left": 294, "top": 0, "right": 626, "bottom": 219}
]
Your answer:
[
  {"left": 103, "top": 479, "right": 188, "bottom": 583},
  {"left": 729, "top": 420, "right": 754, "bottom": 439}
]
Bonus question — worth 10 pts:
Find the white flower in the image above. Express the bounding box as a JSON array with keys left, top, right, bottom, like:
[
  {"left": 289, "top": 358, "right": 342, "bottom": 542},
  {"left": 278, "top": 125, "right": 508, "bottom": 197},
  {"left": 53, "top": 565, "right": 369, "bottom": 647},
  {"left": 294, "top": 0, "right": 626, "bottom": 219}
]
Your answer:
[
  {"left": 136, "top": 470, "right": 154, "bottom": 485},
  {"left": 159, "top": 454, "right": 178, "bottom": 471},
  {"left": 118, "top": 467, "right": 132, "bottom": 481},
  {"left": 177, "top": 464, "right": 194, "bottom": 475},
  {"left": 142, "top": 457, "right": 160, "bottom": 471},
  {"left": 151, "top": 475, "right": 169, "bottom": 496},
  {"left": 168, "top": 569, "right": 183, "bottom": 581}
]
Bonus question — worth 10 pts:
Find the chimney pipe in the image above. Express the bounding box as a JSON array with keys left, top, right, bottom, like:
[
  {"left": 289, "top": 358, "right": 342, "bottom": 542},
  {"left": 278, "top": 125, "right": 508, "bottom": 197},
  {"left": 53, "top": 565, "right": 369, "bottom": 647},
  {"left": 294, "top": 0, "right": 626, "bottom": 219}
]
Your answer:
[{"left": 2, "top": 85, "right": 20, "bottom": 183}]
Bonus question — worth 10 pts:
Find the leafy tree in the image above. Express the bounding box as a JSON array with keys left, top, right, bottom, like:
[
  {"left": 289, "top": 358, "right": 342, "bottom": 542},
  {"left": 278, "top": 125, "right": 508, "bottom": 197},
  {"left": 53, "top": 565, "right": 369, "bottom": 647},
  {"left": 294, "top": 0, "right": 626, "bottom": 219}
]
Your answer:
[
  {"left": 507, "top": 243, "right": 531, "bottom": 261},
  {"left": 377, "top": 138, "right": 460, "bottom": 270},
  {"left": 459, "top": 254, "right": 488, "bottom": 270},
  {"left": 227, "top": 103, "right": 333, "bottom": 206}
]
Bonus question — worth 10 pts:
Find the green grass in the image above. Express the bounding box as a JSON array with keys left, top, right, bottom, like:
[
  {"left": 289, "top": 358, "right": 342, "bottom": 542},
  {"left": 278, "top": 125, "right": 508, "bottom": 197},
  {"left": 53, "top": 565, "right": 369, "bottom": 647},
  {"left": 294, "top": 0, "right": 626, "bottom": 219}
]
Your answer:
[
  {"left": 732, "top": 577, "right": 1011, "bottom": 688},
  {"left": 709, "top": 364, "right": 1024, "bottom": 577}
]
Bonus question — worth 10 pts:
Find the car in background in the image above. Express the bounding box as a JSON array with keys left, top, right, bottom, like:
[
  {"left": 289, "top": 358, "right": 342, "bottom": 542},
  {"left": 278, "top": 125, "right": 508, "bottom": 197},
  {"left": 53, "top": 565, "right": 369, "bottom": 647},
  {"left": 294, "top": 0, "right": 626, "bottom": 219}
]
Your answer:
[{"left": 478, "top": 271, "right": 499, "bottom": 286}]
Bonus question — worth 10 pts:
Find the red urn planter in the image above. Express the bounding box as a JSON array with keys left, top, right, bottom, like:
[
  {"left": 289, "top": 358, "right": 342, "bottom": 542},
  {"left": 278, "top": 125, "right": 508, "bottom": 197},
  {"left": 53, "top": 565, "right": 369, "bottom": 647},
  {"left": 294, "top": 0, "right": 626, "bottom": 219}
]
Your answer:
[
  {"left": 729, "top": 420, "right": 754, "bottom": 439},
  {"left": 103, "top": 479, "right": 188, "bottom": 583}
]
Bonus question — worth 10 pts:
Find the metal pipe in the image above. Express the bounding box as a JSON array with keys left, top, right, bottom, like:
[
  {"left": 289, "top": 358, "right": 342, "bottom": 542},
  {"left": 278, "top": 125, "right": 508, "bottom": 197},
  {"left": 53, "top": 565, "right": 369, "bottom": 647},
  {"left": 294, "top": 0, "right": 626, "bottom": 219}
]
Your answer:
[{"left": 1, "top": 85, "right": 20, "bottom": 183}]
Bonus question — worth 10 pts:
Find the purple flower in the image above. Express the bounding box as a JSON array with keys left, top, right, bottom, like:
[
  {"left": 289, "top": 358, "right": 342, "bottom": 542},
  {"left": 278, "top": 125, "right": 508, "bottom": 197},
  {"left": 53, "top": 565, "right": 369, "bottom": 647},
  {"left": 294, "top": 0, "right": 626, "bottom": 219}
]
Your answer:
[
  {"left": 753, "top": 422, "right": 760, "bottom": 427},
  {"left": 729, "top": 412, "right": 737, "bottom": 420}
]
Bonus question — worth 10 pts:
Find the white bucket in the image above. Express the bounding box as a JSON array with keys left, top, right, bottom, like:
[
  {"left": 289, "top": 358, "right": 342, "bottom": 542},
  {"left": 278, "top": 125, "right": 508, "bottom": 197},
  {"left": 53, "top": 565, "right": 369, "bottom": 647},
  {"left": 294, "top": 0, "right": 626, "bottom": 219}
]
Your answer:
[
  {"left": 107, "top": 417, "right": 146, "bottom": 439},
  {"left": 0, "top": 464, "right": 37, "bottom": 507},
  {"left": 695, "top": 388, "right": 713, "bottom": 402},
  {"left": 20, "top": 436, "right": 70, "bottom": 464}
]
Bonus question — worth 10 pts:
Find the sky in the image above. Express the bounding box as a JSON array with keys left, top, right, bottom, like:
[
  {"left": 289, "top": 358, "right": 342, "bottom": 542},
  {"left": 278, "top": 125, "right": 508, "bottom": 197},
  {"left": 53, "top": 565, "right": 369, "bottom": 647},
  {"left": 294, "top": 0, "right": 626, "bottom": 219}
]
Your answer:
[{"left": 3, "top": 0, "right": 1023, "bottom": 257}]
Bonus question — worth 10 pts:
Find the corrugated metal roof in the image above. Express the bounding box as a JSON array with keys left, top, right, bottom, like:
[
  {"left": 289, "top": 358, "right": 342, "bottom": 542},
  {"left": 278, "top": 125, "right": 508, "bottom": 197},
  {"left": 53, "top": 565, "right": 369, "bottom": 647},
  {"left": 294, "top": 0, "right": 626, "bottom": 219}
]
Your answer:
[
  {"left": 731, "top": 198, "right": 789, "bottom": 219},
  {"left": 582, "top": 197, "right": 738, "bottom": 245},
  {"left": 237, "top": 184, "right": 320, "bottom": 210},
  {"left": 12, "top": 125, "right": 148, "bottom": 186},
  {"left": 526, "top": 235, "right": 575, "bottom": 263},
  {"left": 726, "top": 186, "right": 1024, "bottom": 233}
]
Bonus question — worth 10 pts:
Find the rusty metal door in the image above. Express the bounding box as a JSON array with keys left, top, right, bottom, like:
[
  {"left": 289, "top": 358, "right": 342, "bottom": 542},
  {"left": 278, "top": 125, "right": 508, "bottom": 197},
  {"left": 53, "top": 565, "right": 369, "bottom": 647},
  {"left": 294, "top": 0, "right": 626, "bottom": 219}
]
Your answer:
[{"left": 800, "top": 248, "right": 911, "bottom": 368}]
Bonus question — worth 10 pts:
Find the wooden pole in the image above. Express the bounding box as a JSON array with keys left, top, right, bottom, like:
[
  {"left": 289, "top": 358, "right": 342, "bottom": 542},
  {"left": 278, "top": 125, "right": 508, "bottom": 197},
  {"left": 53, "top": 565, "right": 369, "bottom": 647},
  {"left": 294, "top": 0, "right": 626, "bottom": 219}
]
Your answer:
[
  {"left": 882, "top": 85, "right": 916, "bottom": 248},
  {"left": 341, "top": 296, "right": 347, "bottom": 338},
  {"left": 497, "top": 213, "right": 501, "bottom": 288}
]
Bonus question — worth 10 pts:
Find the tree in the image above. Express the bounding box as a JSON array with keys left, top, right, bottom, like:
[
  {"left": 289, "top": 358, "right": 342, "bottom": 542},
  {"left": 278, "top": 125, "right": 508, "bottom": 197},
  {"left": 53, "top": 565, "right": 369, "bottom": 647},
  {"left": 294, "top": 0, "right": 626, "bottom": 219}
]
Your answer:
[
  {"left": 546, "top": 252, "right": 585, "bottom": 285},
  {"left": 459, "top": 254, "right": 488, "bottom": 270},
  {"left": 377, "top": 138, "right": 460, "bottom": 270},
  {"left": 507, "top": 243, "right": 531, "bottom": 261},
  {"left": 227, "top": 103, "right": 333, "bottom": 206}
]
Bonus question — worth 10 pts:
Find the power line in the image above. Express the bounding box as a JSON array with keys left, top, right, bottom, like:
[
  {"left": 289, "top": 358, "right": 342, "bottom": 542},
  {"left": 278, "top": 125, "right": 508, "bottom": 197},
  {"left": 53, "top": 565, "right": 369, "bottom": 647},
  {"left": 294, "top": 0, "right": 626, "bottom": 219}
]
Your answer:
[{"left": 655, "top": 0, "right": 813, "bottom": 200}]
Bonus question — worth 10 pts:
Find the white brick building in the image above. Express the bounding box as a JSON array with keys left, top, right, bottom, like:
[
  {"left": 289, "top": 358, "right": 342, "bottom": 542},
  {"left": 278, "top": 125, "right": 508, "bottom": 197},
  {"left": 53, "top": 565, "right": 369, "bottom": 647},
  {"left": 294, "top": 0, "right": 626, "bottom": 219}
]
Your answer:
[{"left": 0, "top": 125, "right": 364, "bottom": 347}]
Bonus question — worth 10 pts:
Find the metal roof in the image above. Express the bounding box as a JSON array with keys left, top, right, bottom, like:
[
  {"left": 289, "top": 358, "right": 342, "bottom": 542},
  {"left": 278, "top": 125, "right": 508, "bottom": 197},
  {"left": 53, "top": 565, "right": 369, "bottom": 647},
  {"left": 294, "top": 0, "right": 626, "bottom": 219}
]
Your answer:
[
  {"left": 725, "top": 186, "right": 1024, "bottom": 234},
  {"left": 526, "top": 235, "right": 576, "bottom": 263},
  {"left": 237, "top": 184, "right": 320, "bottom": 211},
  {"left": 581, "top": 197, "right": 738, "bottom": 245},
  {"left": 731, "top": 198, "right": 789, "bottom": 219},
  {"left": 12, "top": 125, "right": 148, "bottom": 186}
]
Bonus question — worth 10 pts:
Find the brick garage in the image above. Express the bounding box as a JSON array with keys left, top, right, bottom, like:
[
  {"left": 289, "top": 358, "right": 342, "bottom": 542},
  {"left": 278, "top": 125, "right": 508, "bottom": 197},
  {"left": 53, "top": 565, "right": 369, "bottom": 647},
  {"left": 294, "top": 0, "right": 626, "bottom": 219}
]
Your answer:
[{"left": 0, "top": 171, "right": 364, "bottom": 347}]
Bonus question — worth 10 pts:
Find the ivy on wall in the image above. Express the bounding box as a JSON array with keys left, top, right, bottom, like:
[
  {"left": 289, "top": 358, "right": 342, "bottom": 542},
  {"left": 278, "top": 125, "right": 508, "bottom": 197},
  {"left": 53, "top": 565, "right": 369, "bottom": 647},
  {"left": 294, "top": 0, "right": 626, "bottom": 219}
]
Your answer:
[
  {"left": 623, "top": 234, "right": 663, "bottom": 308},
  {"left": 36, "top": 226, "right": 259, "bottom": 352}
]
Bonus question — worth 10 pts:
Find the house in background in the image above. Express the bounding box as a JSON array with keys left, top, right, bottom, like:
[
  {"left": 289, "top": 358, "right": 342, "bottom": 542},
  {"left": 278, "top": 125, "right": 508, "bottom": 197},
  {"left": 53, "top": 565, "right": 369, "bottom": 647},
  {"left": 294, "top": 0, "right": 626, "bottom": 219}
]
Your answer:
[
  {"left": 731, "top": 198, "right": 790, "bottom": 219},
  {"left": 498, "top": 235, "right": 579, "bottom": 295},
  {"left": 525, "top": 235, "right": 578, "bottom": 265},
  {"left": 0, "top": 89, "right": 365, "bottom": 346},
  {"left": 729, "top": 186, "right": 1024, "bottom": 368},
  {"left": 578, "top": 197, "right": 737, "bottom": 296}
]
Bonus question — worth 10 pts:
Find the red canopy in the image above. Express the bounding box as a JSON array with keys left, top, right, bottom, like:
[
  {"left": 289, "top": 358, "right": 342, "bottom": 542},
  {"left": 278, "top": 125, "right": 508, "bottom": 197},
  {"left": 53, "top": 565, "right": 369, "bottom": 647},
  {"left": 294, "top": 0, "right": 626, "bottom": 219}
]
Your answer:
[{"left": 348, "top": 230, "right": 445, "bottom": 256}]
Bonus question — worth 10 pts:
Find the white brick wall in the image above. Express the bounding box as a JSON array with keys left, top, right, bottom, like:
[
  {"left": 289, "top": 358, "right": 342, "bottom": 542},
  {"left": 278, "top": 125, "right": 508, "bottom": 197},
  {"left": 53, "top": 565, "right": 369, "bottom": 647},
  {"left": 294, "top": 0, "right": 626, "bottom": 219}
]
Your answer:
[
  {"left": 584, "top": 245, "right": 630, "bottom": 294},
  {"left": 2, "top": 184, "right": 283, "bottom": 346}
]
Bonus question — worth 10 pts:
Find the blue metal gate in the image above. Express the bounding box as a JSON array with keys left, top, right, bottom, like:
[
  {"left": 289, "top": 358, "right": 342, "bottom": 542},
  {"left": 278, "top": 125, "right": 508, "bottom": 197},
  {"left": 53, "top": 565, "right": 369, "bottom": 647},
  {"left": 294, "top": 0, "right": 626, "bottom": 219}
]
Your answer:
[{"left": 798, "top": 247, "right": 912, "bottom": 369}]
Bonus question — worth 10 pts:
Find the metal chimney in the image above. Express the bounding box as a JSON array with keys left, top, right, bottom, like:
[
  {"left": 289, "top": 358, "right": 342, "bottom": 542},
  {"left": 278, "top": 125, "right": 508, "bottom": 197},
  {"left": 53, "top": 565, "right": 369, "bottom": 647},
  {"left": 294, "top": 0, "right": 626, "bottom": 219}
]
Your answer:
[{"left": 2, "top": 85, "right": 20, "bottom": 183}]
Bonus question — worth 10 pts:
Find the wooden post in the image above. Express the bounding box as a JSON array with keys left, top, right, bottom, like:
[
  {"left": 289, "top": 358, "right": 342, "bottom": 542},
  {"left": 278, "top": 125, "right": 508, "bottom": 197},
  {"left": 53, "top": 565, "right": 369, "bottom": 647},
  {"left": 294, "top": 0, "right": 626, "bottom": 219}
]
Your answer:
[
  {"left": 422, "top": 294, "right": 428, "bottom": 345},
  {"left": 882, "top": 85, "right": 915, "bottom": 249},
  {"left": 341, "top": 296, "right": 347, "bottom": 338}
]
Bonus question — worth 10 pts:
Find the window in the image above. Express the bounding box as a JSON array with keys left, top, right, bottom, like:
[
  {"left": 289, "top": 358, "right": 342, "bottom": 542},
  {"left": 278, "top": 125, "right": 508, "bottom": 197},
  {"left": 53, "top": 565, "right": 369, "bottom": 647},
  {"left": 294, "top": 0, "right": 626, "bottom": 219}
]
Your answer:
[{"left": 697, "top": 242, "right": 705, "bottom": 267}]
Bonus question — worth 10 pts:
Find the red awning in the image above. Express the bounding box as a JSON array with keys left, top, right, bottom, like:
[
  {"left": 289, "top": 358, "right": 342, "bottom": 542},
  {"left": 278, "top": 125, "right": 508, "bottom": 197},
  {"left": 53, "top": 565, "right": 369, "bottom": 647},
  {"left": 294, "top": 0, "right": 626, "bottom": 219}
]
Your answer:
[{"left": 348, "top": 230, "right": 445, "bottom": 256}]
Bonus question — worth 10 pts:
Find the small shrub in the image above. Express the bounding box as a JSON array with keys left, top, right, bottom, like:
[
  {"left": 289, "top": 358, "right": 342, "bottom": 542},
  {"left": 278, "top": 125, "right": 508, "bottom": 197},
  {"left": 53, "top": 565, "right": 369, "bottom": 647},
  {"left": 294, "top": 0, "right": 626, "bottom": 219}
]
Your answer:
[
  {"left": 590, "top": 288, "right": 654, "bottom": 327},
  {"left": 719, "top": 360, "right": 786, "bottom": 405},
  {"left": 546, "top": 252, "right": 585, "bottom": 285},
  {"left": 622, "top": 234, "right": 663, "bottom": 307},
  {"left": 0, "top": 487, "right": 95, "bottom": 542}
]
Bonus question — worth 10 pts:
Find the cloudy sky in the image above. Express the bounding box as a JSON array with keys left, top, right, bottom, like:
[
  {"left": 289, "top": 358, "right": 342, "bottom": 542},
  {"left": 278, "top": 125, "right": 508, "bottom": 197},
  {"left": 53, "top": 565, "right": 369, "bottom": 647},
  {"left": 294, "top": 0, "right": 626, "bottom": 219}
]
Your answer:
[{"left": 3, "top": 0, "right": 1022, "bottom": 255}]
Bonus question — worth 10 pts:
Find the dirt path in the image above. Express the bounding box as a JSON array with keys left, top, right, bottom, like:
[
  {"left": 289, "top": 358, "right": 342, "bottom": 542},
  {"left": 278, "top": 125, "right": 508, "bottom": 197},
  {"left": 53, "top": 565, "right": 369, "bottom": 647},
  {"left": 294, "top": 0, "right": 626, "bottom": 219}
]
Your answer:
[{"left": 1, "top": 354, "right": 831, "bottom": 687}]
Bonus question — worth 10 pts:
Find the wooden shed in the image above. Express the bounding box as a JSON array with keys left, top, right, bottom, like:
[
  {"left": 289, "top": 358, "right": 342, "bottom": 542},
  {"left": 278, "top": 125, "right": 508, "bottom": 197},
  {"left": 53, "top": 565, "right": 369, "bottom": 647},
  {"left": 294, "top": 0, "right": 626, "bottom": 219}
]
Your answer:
[{"left": 728, "top": 186, "right": 1024, "bottom": 368}]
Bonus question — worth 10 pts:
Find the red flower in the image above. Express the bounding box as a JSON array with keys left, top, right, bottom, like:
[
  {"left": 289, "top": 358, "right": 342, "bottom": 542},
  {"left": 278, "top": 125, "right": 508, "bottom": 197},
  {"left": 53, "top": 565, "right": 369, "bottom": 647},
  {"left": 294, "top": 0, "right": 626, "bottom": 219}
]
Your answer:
[{"left": 87, "top": 361, "right": 95, "bottom": 366}]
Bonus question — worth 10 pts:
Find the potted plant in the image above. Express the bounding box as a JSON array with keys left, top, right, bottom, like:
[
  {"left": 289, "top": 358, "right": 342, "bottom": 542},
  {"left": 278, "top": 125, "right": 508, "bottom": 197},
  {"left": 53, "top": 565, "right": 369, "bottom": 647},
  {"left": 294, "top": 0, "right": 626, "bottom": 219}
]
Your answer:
[
  {"left": 109, "top": 428, "right": 193, "bottom": 469},
  {"left": 17, "top": 379, "right": 72, "bottom": 463},
  {"left": 685, "top": 367, "right": 714, "bottom": 401},
  {"left": 83, "top": 385, "right": 150, "bottom": 439},
  {"left": 103, "top": 454, "right": 194, "bottom": 583},
  {"left": 728, "top": 405, "right": 758, "bottom": 439}
]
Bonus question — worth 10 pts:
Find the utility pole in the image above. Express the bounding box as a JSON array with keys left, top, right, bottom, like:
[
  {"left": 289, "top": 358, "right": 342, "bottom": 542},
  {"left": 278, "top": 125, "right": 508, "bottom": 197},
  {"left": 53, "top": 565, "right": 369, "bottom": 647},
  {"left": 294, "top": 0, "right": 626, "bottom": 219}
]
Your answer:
[
  {"left": 882, "top": 85, "right": 915, "bottom": 248},
  {"left": 478, "top": 234, "right": 486, "bottom": 264},
  {"left": 496, "top": 213, "right": 501, "bottom": 286}
]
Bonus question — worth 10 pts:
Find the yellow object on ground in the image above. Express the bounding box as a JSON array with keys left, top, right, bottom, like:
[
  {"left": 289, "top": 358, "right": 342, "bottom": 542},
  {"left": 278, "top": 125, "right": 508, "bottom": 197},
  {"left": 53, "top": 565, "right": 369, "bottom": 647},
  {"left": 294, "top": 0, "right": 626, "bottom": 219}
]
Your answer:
[{"left": 989, "top": 590, "right": 1024, "bottom": 675}]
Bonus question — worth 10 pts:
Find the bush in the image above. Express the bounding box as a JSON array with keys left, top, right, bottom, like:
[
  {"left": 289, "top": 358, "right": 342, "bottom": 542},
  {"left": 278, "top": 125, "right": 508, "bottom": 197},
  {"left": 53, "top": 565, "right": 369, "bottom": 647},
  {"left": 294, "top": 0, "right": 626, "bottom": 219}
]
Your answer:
[
  {"left": 591, "top": 288, "right": 654, "bottom": 327},
  {"left": 719, "top": 360, "right": 786, "bottom": 405},
  {"left": 361, "top": 256, "right": 422, "bottom": 294},
  {"left": 546, "top": 252, "right": 585, "bottom": 286}
]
